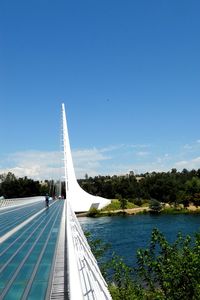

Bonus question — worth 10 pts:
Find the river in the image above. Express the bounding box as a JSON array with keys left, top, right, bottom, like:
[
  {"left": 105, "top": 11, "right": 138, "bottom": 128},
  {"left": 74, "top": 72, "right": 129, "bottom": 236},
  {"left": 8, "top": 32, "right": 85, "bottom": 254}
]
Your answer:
[{"left": 79, "top": 214, "right": 200, "bottom": 267}]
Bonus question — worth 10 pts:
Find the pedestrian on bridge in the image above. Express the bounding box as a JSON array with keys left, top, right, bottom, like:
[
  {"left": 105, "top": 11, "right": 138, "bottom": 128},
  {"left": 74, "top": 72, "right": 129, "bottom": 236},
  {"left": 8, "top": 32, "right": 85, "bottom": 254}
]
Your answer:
[{"left": 45, "top": 194, "right": 49, "bottom": 207}]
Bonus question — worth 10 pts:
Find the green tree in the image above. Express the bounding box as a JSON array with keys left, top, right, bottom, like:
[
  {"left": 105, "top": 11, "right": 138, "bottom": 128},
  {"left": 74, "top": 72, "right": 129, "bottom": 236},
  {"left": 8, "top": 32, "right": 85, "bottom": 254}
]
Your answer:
[
  {"left": 149, "top": 199, "right": 162, "bottom": 212},
  {"left": 137, "top": 229, "right": 200, "bottom": 299},
  {"left": 185, "top": 177, "right": 200, "bottom": 196},
  {"left": 120, "top": 199, "right": 128, "bottom": 211},
  {"left": 86, "top": 227, "right": 200, "bottom": 299},
  {"left": 108, "top": 255, "right": 144, "bottom": 300},
  {"left": 117, "top": 194, "right": 128, "bottom": 211},
  {"left": 192, "top": 193, "right": 200, "bottom": 208}
]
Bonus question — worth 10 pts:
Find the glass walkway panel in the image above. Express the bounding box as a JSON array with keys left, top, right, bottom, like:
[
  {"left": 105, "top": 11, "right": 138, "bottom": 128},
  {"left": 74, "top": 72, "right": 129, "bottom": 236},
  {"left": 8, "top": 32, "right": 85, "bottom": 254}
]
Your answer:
[
  {"left": 0, "top": 200, "right": 64, "bottom": 300},
  {"left": 0, "top": 201, "right": 50, "bottom": 237}
]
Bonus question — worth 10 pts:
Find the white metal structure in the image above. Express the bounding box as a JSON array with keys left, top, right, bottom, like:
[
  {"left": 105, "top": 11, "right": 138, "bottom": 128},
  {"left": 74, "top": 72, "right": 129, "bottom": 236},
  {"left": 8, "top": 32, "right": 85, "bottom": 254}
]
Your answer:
[
  {"left": 60, "top": 103, "right": 112, "bottom": 299},
  {"left": 66, "top": 199, "right": 112, "bottom": 300},
  {"left": 0, "top": 196, "right": 44, "bottom": 209},
  {"left": 61, "top": 103, "right": 111, "bottom": 212}
]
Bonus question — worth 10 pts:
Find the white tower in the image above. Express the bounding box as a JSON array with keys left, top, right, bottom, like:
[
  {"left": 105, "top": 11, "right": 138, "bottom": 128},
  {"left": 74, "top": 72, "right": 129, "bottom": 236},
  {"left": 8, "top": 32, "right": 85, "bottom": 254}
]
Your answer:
[{"left": 61, "top": 103, "right": 111, "bottom": 212}]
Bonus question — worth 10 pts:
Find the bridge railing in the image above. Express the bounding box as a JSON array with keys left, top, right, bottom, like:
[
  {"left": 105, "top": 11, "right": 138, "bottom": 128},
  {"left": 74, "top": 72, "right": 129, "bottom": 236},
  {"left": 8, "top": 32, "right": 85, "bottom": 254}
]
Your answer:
[
  {"left": 0, "top": 196, "right": 45, "bottom": 208},
  {"left": 66, "top": 200, "right": 112, "bottom": 300}
]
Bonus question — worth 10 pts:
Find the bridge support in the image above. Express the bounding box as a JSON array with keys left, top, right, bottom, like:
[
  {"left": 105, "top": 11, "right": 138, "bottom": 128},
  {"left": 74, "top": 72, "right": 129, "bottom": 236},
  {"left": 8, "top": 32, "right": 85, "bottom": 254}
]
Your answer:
[{"left": 61, "top": 103, "right": 111, "bottom": 212}]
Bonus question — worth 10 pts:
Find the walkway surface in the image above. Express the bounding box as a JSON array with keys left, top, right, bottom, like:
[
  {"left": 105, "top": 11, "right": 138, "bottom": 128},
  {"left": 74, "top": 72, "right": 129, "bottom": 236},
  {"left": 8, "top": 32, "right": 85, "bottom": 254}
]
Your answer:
[
  {"left": 0, "top": 201, "right": 52, "bottom": 237},
  {"left": 0, "top": 200, "right": 64, "bottom": 300}
]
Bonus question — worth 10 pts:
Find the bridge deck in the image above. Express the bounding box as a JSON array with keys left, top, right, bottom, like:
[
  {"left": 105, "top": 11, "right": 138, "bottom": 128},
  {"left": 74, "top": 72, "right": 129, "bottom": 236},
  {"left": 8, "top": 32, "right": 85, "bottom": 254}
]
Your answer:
[
  {"left": 0, "top": 200, "right": 64, "bottom": 300},
  {"left": 0, "top": 201, "right": 51, "bottom": 237}
]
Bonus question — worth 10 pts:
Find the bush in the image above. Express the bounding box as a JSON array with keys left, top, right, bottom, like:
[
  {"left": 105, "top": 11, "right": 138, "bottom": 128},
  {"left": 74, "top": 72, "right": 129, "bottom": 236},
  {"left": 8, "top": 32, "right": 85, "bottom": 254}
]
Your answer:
[
  {"left": 149, "top": 199, "right": 162, "bottom": 212},
  {"left": 87, "top": 207, "right": 100, "bottom": 217},
  {"left": 87, "top": 228, "right": 200, "bottom": 299},
  {"left": 101, "top": 199, "right": 121, "bottom": 211},
  {"left": 133, "top": 198, "right": 143, "bottom": 206},
  {"left": 108, "top": 255, "right": 145, "bottom": 300},
  {"left": 101, "top": 199, "right": 135, "bottom": 211},
  {"left": 137, "top": 229, "right": 200, "bottom": 299}
]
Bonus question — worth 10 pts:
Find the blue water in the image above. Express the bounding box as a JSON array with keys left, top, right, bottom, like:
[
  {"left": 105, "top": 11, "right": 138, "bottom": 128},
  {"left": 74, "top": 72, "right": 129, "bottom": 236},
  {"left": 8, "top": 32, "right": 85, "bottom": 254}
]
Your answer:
[{"left": 79, "top": 214, "right": 200, "bottom": 267}]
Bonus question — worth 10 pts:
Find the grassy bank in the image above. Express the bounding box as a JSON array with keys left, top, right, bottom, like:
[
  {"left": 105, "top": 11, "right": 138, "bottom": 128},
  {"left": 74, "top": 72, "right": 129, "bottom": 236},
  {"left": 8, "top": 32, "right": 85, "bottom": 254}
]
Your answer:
[
  {"left": 161, "top": 207, "right": 200, "bottom": 214},
  {"left": 84, "top": 204, "right": 200, "bottom": 218},
  {"left": 85, "top": 199, "right": 149, "bottom": 217},
  {"left": 101, "top": 199, "right": 136, "bottom": 211}
]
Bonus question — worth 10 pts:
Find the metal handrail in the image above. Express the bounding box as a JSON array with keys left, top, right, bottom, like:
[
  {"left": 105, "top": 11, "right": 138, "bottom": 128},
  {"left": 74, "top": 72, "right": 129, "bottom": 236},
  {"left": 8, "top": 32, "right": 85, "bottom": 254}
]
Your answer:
[
  {"left": 0, "top": 196, "right": 44, "bottom": 208},
  {"left": 66, "top": 200, "right": 112, "bottom": 300}
]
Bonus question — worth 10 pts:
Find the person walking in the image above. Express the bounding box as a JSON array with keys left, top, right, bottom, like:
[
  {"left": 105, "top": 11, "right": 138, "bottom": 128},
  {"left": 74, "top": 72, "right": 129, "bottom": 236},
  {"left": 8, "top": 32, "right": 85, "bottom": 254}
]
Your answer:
[{"left": 45, "top": 194, "right": 49, "bottom": 207}]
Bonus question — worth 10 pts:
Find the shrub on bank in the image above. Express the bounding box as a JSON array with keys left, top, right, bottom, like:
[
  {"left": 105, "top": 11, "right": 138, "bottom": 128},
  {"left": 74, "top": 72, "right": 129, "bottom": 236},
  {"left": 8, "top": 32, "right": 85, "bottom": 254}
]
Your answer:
[
  {"left": 101, "top": 199, "right": 136, "bottom": 212},
  {"left": 86, "top": 207, "right": 100, "bottom": 217}
]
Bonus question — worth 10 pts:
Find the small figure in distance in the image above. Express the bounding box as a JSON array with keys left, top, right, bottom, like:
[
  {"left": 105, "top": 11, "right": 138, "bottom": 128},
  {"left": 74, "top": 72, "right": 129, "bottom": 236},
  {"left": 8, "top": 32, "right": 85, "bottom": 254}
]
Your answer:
[{"left": 45, "top": 194, "right": 49, "bottom": 208}]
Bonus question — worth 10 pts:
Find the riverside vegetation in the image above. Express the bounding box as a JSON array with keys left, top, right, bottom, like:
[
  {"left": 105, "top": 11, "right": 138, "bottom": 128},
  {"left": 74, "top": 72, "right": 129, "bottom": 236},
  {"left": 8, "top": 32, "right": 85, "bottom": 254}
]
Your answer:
[
  {"left": 87, "top": 228, "right": 200, "bottom": 299},
  {"left": 2, "top": 171, "right": 200, "bottom": 298},
  {"left": 2, "top": 169, "right": 200, "bottom": 214},
  {"left": 2, "top": 168, "right": 200, "bottom": 209},
  {"left": 79, "top": 169, "right": 200, "bottom": 211}
]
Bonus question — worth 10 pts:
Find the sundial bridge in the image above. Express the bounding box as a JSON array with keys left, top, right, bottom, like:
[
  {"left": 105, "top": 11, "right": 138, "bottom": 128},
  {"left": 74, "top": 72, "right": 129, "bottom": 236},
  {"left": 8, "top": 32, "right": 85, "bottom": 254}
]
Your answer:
[{"left": 0, "top": 103, "right": 112, "bottom": 300}]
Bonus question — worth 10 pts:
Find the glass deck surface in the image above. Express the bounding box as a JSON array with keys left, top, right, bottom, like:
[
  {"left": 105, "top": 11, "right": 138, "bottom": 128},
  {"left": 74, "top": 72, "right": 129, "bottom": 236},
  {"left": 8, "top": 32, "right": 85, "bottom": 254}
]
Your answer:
[
  {"left": 0, "top": 201, "right": 52, "bottom": 237},
  {"left": 0, "top": 200, "right": 64, "bottom": 300}
]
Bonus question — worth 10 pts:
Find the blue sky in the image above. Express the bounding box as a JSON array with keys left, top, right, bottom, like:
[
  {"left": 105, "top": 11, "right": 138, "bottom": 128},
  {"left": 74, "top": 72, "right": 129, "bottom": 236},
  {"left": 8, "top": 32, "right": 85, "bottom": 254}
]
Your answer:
[{"left": 1, "top": 0, "right": 200, "bottom": 179}]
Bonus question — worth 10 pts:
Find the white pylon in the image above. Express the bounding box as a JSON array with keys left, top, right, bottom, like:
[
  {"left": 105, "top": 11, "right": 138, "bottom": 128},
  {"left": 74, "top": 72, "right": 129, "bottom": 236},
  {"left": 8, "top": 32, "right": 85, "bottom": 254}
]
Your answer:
[{"left": 61, "top": 103, "right": 111, "bottom": 212}]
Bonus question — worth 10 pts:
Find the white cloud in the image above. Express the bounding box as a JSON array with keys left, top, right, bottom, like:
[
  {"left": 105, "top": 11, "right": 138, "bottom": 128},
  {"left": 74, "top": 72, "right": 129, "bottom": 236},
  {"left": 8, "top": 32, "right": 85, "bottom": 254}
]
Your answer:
[
  {"left": 130, "top": 144, "right": 150, "bottom": 148},
  {"left": 175, "top": 157, "right": 200, "bottom": 170},
  {"left": 136, "top": 151, "right": 150, "bottom": 157},
  {"left": 0, "top": 148, "right": 111, "bottom": 180},
  {"left": 72, "top": 148, "right": 110, "bottom": 178},
  {"left": 183, "top": 144, "right": 193, "bottom": 150},
  {"left": 1, "top": 141, "right": 200, "bottom": 180},
  {"left": 156, "top": 153, "right": 170, "bottom": 164},
  {"left": 182, "top": 140, "right": 200, "bottom": 152},
  {"left": 0, "top": 150, "right": 63, "bottom": 180},
  {"left": 102, "top": 160, "right": 169, "bottom": 176},
  {"left": 72, "top": 148, "right": 110, "bottom": 162},
  {"left": 99, "top": 144, "right": 125, "bottom": 153}
]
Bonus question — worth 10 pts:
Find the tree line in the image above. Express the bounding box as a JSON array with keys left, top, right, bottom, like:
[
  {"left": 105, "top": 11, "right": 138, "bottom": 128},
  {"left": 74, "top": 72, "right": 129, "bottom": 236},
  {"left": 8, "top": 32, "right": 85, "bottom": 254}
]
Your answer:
[
  {"left": 1, "top": 168, "right": 200, "bottom": 207},
  {"left": 78, "top": 168, "right": 200, "bottom": 207},
  {"left": 0, "top": 172, "right": 65, "bottom": 199}
]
